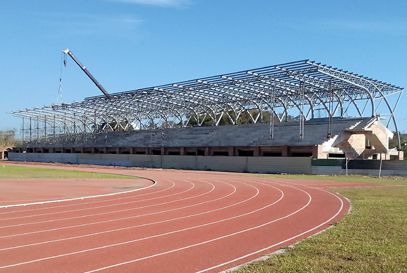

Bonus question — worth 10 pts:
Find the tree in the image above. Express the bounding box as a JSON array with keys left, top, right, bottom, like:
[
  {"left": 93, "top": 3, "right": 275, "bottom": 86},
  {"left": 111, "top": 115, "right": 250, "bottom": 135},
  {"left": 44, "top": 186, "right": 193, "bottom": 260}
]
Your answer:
[
  {"left": 0, "top": 130, "right": 16, "bottom": 149},
  {"left": 389, "top": 133, "right": 407, "bottom": 159}
]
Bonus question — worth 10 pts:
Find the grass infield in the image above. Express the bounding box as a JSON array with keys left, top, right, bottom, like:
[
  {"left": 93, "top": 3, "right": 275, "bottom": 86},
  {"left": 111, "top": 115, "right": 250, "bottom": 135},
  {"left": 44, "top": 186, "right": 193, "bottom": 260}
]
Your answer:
[
  {"left": 0, "top": 165, "right": 134, "bottom": 180},
  {"left": 235, "top": 175, "right": 407, "bottom": 273}
]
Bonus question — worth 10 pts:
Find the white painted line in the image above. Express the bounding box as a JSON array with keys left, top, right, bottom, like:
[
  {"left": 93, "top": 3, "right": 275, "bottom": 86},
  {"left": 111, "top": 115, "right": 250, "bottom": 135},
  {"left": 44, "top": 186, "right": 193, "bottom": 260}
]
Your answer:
[
  {"left": 0, "top": 182, "right": 237, "bottom": 251},
  {"left": 0, "top": 180, "right": 185, "bottom": 221},
  {"left": 0, "top": 181, "right": 208, "bottom": 238},
  {"left": 83, "top": 184, "right": 303, "bottom": 273},
  {"left": 0, "top": 176, "right": 156, "bottom": 209},
  {"left": 0, "top": 181, "right": 197, "bottom": 229},
  {"left": 0, "top": 179, "right": 175, "bottom": 216},
  {"left": 197, "top": 190, "right": 344, "bottom": 273},
  {"left": 0, "top": 182, "right": 288, "bottom": 270}
]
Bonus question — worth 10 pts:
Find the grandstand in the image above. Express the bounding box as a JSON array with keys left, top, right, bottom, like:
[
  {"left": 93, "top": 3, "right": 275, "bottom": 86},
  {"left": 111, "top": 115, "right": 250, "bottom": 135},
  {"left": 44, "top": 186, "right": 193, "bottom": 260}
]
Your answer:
[{"left": 9, "top": 59, "right": 404, "bottom": 169}]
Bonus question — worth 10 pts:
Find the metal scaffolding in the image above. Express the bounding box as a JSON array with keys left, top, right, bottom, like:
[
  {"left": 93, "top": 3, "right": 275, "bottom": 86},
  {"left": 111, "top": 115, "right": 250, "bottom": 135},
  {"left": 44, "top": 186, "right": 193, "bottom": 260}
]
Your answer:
[{"left": 12, "top": 59, "right": 404, "bottom": 147}]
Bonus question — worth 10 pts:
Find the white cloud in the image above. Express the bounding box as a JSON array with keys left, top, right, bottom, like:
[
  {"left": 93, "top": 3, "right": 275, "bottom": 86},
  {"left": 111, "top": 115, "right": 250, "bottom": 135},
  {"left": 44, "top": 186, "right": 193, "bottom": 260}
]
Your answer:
[{"left": 107, "top": 0, "right": 189, "bottom": 7}]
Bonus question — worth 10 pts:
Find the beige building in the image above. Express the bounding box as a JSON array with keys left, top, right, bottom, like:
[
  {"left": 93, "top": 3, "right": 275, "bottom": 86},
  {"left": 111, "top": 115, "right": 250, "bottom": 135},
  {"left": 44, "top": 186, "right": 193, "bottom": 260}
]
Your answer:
[{"left": 317, "top": 117, "right": 403, "bottom": 160}]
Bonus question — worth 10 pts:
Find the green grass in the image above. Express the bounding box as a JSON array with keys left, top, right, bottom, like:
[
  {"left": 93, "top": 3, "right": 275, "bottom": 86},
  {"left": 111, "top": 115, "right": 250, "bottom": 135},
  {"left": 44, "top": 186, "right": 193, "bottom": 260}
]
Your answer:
[
  {"left": 235, "top": 175, "right": 407, "bottom": 273},
  {"left": 0, "top": 165, "right": 134, "bottom": 180}
]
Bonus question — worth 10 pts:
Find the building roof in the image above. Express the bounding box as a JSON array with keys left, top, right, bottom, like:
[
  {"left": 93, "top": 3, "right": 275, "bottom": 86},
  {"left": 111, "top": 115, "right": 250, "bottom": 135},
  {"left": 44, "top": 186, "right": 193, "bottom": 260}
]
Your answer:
[{"left": 12, "top": 59, "right": 403, "bottom": 146}]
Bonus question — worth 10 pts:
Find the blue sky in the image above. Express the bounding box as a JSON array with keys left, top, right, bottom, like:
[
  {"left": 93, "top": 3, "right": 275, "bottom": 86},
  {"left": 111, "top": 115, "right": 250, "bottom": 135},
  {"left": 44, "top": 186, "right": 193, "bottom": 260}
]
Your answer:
[{"left": 0, "top": 0, "right": 406, "bottom": 132}]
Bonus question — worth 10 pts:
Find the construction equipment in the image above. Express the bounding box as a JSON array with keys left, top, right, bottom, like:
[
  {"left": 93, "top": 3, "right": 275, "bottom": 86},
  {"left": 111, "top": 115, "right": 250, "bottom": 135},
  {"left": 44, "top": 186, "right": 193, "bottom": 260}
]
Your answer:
[{"left": 62, "top": 49, "right": 112, "bottom": 99}]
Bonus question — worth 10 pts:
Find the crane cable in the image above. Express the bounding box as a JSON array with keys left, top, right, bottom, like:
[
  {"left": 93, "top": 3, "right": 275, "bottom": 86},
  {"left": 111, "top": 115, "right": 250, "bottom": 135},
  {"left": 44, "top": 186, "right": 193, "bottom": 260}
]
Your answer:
[{"left": 57, "top": 52, "right": 67, "bottom": 104}]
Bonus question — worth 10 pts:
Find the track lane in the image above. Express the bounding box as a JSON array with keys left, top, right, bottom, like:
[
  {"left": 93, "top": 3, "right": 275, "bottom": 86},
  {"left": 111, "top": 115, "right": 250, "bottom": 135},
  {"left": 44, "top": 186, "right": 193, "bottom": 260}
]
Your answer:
[
  {"left": 0, "top": 180, "right": 236, "bottom": 249},
  {"left": 0, "top": 179, "right": 172, "bottom": 217},
  {"left": 3, "top": 181, "right": 264, "bottom": 266},
  {"left": 0, "top": 183, "right": 295, "bottom": 271},
  {"left": 0, "top": 181, "right": 237, "bottom": 251},
  {"left": 0, "top": 180, "right": 200, "bottom": 232},
  {"left": 0, "top": 164, "right": 350, "bottom": 273},
  {"left": 83, "top": 186, "right": 345, "bottom": 273},
  {"left": 0, "top": 181, "right": 230, "bottom": 242}
]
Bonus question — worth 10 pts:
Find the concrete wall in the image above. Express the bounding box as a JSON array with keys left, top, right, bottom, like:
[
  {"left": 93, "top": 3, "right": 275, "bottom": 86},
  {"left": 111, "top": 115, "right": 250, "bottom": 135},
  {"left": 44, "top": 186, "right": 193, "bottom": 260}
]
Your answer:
[
  {"left": 10, "top": 152, "right": 406, "bottom": 176},
  {"left": 8, "top": 152, "right": 312, "bottom": 174},
  {"left": 311, "top": 165, "right": 344, "bottom": 175}
]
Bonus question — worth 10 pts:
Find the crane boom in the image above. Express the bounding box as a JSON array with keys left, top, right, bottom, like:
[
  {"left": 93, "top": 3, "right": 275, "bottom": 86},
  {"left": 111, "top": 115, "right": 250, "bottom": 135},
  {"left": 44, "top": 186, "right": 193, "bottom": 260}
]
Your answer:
[{"left": 63, "top": 49, "right": 112, "bottom": 99}]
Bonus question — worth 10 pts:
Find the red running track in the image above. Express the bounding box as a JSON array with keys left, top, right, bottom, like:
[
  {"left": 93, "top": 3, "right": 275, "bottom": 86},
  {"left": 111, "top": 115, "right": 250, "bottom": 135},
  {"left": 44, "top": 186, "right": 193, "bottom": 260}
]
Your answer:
[{"left": 0, "top": 163, "right": 350, "bottom": 273}]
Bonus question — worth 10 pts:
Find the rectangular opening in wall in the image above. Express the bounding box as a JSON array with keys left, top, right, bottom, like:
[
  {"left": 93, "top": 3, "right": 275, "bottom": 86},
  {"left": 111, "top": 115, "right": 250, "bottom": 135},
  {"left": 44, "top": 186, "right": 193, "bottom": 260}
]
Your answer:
[
  {"left": 328, "top": 153, "right": 345, "bottom": 158},
  {"left": 151, "top": 149, "right": 161, "bottom": 155},
  {"left": 390, "top": 155, "right": 399, "bottom": 160},
  {"left": 262, "top": 152, "right": 282, "bottom": 157},
  {"left": 168, "top": 151, "right": 180, "bottom": 155},
  {"left": 197, "top": 149, "right": 205, "bottom": 156},
  {"left": 237, "top": 150, "right": 254, "bottom": 156},
  {"left": 365, "top": 138, "right": 372, "bottom": 149},
  {"left": 212, "top": 151, "right": 229, "bottom": 156},
  {"left": 119, "top": 149, "right": 131, "bottom": 154}
]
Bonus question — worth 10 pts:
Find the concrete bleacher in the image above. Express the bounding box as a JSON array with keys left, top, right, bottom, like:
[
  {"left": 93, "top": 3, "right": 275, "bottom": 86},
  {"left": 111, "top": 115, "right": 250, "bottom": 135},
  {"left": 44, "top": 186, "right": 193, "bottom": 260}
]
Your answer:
[
  {"left": 10, "top": 116, "right": 404, "bottom": 173},
  {"left": 25, "top": 117, "right": 370, "bottom": 149}
]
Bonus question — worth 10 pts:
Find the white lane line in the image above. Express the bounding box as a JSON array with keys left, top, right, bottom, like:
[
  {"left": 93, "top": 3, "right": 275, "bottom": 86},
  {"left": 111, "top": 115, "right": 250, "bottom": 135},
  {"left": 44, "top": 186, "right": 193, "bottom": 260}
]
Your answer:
[
  {"left": 0, "top": 180, "right": 193, "bottom": 221},
  {"left": 0, "top": 181, "right": 237, "bottom": 251},
  {"left": 82, "top": 184, "right": 302, "bottom": 273},
  {"left": 0, "top": 181, "right": 197, "bottom": 229},
  {"left": 0, "top": 178, "right": 155, "bottom": 204},
  {"left": 0, "top": 176, "right": 156, "bottom": 209},
  {"left": 0, "top": 197, "right": 77, "bottom": 203},
  {"left": 0, "top": 179, "right": 175, "bottom": 217},
  {"left": 0, "top": 181, "right": 285, "bottom": 269},
  {"left": 197, "top": 189, "right": 345, "bottom": 273},
  {"left": 0, "top": 181, "right": 209, "bottom": 238},
  {"left": 0, "top": 181, "right": 176, "bottom": 219}
]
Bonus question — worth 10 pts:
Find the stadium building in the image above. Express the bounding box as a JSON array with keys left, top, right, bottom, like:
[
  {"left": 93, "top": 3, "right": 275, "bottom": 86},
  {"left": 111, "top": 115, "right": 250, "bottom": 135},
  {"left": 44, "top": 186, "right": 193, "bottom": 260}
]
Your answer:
[{"left": 9, "top": 59, "right": 404, "bottom": 172}]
